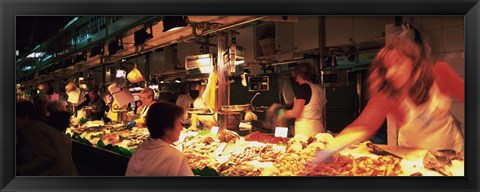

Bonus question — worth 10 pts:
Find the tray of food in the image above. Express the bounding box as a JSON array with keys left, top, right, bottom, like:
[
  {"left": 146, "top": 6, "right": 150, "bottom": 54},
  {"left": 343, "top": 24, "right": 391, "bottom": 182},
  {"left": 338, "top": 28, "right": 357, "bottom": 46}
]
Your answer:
[{"left": 220, "top": 104, "right": 251, "bottom": 112}]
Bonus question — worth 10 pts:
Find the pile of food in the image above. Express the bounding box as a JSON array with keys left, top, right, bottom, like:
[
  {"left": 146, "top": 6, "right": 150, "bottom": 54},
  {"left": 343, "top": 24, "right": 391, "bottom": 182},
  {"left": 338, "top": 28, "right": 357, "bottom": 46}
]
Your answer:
[
  {"left": 66, "top": 120, "right": 463, "bottom": 176},
  {"left": 66, "top": 122, "right": 150, "bottom": 157},
  {"left": 304, "top": 154, "right": 403, "bottom": 176}
]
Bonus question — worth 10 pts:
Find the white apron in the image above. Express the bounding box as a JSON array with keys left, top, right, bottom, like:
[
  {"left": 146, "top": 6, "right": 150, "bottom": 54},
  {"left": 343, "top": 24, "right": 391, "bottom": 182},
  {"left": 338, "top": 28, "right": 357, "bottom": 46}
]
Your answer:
[
  {"left": 294, "top": 82, "right": 327, "bottom": 137},
  {"left": 140, "top": 102, "right": 154, "bottom": 118},
  {"left": 396, "top": 83, "right": 464, "bottom": 152}
]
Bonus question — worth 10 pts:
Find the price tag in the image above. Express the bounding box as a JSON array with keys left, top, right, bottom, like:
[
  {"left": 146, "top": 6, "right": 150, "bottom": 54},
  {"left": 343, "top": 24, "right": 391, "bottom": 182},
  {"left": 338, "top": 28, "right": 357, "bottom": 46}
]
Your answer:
[
  {"left": 274, "top": 127, "right": 288, "bottom": 138},
  {"left": 211, "top": 126, "right": 220, "bottom": 136}
]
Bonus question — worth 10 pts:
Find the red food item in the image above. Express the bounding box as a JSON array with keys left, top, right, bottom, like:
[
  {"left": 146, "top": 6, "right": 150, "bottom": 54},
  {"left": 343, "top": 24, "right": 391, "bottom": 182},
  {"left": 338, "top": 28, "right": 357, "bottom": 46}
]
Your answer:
[{"left": 245, "top": 132, "right": 289, "bottom": 144}]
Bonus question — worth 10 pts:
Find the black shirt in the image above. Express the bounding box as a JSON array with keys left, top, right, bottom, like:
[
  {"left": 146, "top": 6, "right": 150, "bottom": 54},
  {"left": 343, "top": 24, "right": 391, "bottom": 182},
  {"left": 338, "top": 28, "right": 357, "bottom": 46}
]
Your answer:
[
  {"left": 295, "top": 84, "right": 312, "bottom": 105},
  {"left": 85, "top": 97, "right": 106, "bottom": 121}
]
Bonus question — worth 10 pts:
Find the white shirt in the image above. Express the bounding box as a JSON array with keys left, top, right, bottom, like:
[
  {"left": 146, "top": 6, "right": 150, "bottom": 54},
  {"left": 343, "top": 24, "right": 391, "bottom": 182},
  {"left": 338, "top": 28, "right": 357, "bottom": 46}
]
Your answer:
[
  {"left": 140, "top": 101, "right": 155, "bottom": 118},
  {"left": 176, "top": 94, "right": 193, "bottom": 110},
  {"left": 294, "top": 82, "right": 327, "bottom": 137},
  {"left": 125, "top": 139, "right": 194, "bottom": 176}
]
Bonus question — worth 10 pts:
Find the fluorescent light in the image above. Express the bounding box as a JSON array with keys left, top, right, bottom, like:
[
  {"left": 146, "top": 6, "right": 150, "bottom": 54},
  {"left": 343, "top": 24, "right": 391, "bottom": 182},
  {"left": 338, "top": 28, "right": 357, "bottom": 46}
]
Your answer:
[
  {"left": 199, "top": 66, "right": 213, "bottom": 73},
  {"left": 63, "top": 17, "right": 79, "bottom": 29},
  {"left": 16, "top": 50, "right": 19, "bottom": 56},
  {"left": 42, "top": 55, "right": 52, "bottom": 61},
  {"left": 175, "top": 80, "right": 181, "bottom": 83},
  {"left": 26, "top": 52, "right": 46, "bottom": 58}
]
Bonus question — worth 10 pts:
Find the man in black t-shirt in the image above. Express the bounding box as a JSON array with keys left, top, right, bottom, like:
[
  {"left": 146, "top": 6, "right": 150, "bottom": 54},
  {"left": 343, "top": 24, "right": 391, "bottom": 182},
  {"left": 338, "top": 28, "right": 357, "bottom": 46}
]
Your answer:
[{"left": 267, "top": 63, "right": 327, "bottom": 138}]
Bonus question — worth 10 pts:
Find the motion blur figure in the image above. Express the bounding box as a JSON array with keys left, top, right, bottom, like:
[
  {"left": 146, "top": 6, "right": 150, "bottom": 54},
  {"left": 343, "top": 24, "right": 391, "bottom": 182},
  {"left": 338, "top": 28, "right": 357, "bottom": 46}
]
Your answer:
[
  {"left": 315, "top": 33, "right": 464, "bottom": 163},
  {"left": 32, "top": 93, "right": 51, "bottom": 121},
  {"left": 176, "top": 84, "right": 193, "bottom": 120},
  {"left": 267, "top": 63, "right": 327, "bottom": 138}
]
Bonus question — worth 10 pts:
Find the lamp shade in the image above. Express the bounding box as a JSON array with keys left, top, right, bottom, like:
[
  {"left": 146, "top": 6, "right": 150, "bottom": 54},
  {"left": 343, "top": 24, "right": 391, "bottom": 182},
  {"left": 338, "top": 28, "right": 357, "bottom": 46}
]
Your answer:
[{"left": 162, "top": 16, "right": 189, "bottom": 32}]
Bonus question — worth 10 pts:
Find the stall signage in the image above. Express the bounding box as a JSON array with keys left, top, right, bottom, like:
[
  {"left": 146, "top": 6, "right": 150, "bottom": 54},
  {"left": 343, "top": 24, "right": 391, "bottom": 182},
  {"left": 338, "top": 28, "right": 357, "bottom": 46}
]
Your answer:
[
  {"left": 211, "top": 126, "right": 220, "bottom": 136},
  {"left": 274, "top": 127, "right": 288, "bottom": 138}
]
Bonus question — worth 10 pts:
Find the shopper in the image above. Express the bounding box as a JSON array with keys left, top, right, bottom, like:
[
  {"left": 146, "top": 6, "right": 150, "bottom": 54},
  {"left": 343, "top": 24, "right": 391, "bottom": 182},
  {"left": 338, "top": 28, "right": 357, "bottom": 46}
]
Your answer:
[
  {"left": 125, "top": 101, "right": 193, "bottom": 176},
  {"left": 32, "top": 93, "right": 51, "bottom": 121},
  {"left": 16, "top": 101, "right": 79, "bottom": 176},
  {"left": 314, "top": 34, "right": 464, "bottom": 163}
]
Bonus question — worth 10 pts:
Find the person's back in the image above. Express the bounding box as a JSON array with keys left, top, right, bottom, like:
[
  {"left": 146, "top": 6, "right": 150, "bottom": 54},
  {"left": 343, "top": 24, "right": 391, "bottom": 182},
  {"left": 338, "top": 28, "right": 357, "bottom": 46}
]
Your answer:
[
  {"left": 17, "top": 120, "right": 78, "bottom": 176},
  {"left": 125, "top": 139, "right": 192, "bottom": 176},
  {"left": 16, "top": 101, "right": 78, "bottom": 176}
]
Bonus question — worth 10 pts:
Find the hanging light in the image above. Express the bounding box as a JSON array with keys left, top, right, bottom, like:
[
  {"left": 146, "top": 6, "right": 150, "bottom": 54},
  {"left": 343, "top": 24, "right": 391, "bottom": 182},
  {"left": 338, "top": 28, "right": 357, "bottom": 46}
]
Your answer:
[
  {"left": 108, "top": 37, "right": 124, "bottom": 56},
  {"left": 134, "top": 26, "right": 153, "bottom": 46},
  {"left": 74, "top": 52, "right": 86, "bottom": 63},
  {"left": 162, "top": 16, "right": 189, "bottom": 32},
  {"left": 90, "top": 44, "right": 104, "bottom": 58}
]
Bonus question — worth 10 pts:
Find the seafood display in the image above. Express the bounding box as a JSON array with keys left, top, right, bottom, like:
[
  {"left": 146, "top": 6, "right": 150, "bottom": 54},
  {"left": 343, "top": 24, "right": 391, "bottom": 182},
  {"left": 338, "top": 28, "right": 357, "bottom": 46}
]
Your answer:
[
  {"left": 305, "top": 155, "right": 403, "bottom": 176},
  {"left": 66, "top": 121, "right": 464, "bottom": 176}
]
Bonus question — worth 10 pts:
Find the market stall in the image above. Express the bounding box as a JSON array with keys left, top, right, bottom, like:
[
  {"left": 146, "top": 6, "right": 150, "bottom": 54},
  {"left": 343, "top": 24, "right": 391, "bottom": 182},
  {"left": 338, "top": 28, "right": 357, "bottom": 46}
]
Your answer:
[{"left": 66, "top": 121, "right": 464, "bottom": 176}]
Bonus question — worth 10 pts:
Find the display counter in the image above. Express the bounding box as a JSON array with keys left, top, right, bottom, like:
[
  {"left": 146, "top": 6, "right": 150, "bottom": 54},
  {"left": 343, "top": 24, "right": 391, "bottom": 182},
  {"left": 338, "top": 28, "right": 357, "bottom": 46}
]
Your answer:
[{"left": 66, "top": 121, "right": 464, "bottom": 176}]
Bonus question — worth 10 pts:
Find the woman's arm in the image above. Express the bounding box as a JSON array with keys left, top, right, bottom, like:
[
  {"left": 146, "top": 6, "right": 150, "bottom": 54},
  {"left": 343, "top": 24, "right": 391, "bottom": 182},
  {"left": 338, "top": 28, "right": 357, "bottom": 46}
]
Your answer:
[
  {"left": 434, "top": 61, "right": 464, "bottom": 103},
  {"left": 329, "top": 93, "right": 393, "bottom": 152}
]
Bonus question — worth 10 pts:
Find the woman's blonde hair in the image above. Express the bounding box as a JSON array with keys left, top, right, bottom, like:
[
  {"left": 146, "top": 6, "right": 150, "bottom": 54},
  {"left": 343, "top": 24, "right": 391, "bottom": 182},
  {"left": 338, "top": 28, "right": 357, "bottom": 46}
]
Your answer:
[
  {"left": 367, "top": 36, "right": 434, "bottom": 105},
  {"left": 140, "top": 87, "right": 154, "bottom": 100}
]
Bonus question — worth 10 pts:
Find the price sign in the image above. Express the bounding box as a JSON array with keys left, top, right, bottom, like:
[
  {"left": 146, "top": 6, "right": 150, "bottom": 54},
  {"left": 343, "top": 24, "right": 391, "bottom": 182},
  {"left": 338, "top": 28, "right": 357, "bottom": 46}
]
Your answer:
[
  {"left": 211, "top": 126, "right": 220, "bottom": 136},
  {"left": 274, "top": 127, "right": 288, "bottom": 138}
]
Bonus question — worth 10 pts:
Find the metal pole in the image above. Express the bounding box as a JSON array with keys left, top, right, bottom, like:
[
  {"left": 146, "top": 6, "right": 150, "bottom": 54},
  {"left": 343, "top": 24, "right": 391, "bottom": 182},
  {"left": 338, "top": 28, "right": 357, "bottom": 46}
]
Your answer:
[{"left": 217, "top": 32, "right": 229, "bottom": 109}]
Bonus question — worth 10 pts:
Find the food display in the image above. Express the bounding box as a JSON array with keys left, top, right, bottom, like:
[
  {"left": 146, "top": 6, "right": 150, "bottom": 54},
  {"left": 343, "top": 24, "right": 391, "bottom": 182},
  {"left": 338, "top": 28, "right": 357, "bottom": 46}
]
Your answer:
[
  {"left": 67, "top": 120, "right": 464, "bottom": 176},
  {"left": 305, "top": 155, "right": 403, "bottom": 176}
]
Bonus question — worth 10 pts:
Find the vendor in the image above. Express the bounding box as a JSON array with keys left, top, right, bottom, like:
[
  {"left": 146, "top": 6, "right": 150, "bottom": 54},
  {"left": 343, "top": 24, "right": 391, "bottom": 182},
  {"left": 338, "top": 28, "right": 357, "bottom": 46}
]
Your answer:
[
  {"left": 314, "top": 33, "right": 464, "bottom": 163},
  {"left": 126, "top": 87, "right": 155, "bottom": 129},
  {"left": 84, "top": 88, "right": 107, "bottom": 121},
  {"left": 176, "top": 84, "right": 193, "bottom": 120},
  {"left": 125, "top": 101, "right": 194, "bottom": 176},
  {"left": 268, "top": 63, "right": 327, "bottom": 138}
]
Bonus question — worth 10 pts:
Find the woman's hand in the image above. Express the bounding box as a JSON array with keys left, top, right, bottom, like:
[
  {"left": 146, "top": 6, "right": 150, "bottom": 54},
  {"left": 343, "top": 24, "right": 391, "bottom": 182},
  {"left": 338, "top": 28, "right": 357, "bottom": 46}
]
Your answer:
[{"left": 313, "top": 149, "right": 338, "bottom": 164}]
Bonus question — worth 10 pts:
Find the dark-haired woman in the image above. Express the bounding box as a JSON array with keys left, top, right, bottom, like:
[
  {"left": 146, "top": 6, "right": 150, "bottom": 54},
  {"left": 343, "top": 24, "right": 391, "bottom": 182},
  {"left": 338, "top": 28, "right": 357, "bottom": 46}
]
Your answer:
[
  {"left": 314, "top": 35, "right": 464, "bottom": 163},
  {"left": 125, "top": 101, "right": 193, "bottom": 176},
  {"left": 269, "top": 63, "right": 327, "bottom": 138}
]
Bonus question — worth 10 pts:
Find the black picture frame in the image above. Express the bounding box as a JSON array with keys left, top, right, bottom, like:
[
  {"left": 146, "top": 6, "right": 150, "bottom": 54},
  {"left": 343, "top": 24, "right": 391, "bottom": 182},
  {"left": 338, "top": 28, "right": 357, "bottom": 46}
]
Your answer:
[{"left": 2, "top": 0, "right": 479, "bottom": 192}]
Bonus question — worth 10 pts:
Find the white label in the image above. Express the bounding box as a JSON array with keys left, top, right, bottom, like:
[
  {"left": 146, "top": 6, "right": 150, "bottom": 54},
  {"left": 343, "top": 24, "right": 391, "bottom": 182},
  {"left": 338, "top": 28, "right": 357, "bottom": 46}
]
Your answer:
[
  {"left": 211, "top": 126, "right": 220, "bottom": 136},
  {"left": 274, "top": 127, "right": 288, "bottom": 138}
]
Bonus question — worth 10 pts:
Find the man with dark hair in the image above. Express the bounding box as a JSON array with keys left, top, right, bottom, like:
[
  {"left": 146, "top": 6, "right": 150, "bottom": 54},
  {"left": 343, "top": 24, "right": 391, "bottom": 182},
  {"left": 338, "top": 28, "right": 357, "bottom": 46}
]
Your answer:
[
  {"left": 125, "top": 101, "right": 193, "bottom": 176},
  {"left": 84, "top": 88, "right": 106, "bottom": 121},
  {"left": 16, "top": 101, "right": 78, "bottom": 176}
]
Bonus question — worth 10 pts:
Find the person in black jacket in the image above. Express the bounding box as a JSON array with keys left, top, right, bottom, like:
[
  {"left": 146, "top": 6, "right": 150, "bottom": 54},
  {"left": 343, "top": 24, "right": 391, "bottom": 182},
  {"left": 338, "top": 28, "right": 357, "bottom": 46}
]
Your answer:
[
  {"left": 84, "top": 88, "right": 107, "bottom": 121},
  {"left": 16, "top": 101, "right": 78, "bottom": 176}
]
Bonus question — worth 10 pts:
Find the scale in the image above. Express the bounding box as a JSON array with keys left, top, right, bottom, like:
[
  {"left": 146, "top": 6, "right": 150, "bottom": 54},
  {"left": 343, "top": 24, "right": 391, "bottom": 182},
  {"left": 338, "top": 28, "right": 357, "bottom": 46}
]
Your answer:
[{"left": 187, "top": 108, "right": 214, "bottom": 131}]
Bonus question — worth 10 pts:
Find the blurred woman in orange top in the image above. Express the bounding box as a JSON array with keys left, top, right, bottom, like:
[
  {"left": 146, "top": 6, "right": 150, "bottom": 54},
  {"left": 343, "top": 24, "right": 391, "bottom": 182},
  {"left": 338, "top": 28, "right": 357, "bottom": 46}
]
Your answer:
[{"left": 315, "top": 31, "right": 464, "bottom": 162}]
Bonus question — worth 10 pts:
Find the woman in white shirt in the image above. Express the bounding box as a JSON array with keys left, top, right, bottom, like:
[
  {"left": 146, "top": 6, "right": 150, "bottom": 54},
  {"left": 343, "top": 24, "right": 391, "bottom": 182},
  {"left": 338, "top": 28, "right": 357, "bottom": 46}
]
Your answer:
[{"left": 125, "top": 101, "right": 194, "bottom": 176}]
